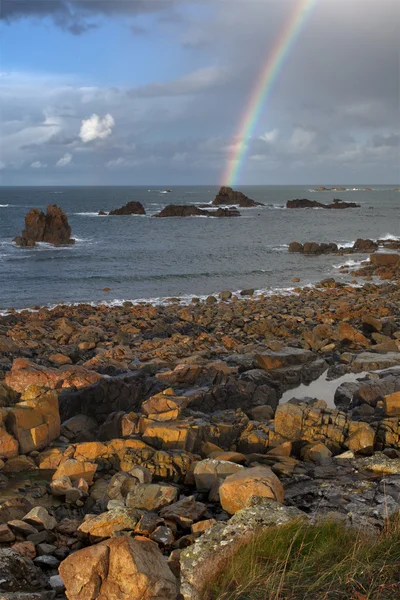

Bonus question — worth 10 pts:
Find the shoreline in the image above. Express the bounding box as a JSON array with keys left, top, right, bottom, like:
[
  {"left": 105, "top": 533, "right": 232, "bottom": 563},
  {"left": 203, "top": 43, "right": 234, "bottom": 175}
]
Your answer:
[{"left": 0, "top": 243, "right": 399, "bottom": 598}]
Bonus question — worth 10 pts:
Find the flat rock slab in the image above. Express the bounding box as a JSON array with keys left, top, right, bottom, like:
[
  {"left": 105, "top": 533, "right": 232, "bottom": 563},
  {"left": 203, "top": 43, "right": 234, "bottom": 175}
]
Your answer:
[
  {"left": 255, "top": 347, "right": 317, "bottom": 370},
  {"left": 351, "top": 353, "right": 400, "bottom": 373}
]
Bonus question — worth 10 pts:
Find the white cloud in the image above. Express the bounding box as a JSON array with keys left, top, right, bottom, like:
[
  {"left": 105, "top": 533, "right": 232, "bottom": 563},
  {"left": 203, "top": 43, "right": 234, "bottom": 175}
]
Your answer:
[
  {"left": 260, "top": 129, "right": 279, "bottom": 143},
  {"left": 56, "top": 153, "right": 72, "bottom": 167},
  {"left": 30, "top": 161, "right": 46, "bottom": 168},
  {"left": 79, "top": 113, "right": 115, "bottom": 143}
]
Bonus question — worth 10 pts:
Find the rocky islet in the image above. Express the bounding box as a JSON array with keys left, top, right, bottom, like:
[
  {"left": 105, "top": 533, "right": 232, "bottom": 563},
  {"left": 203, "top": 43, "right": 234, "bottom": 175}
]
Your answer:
[{"left": 13, "top": 205, "right": 75, "bottom": 248}]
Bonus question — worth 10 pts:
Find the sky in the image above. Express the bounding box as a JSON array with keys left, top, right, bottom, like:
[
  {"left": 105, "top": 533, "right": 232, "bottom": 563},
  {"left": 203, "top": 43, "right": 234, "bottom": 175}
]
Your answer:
[{"left": 0, "top": 0, "right": 399, "bottom": 185}]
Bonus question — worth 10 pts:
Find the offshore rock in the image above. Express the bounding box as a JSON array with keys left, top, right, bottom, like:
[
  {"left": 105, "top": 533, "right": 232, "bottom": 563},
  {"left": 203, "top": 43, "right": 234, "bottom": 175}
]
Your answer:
[
  {"left": 13, "top": 205, "right": 74, "bottom": 247},
  {"left": 109, "top": 201, "right": 145, "bottom": 216},
  {"left": 286, "top": 198, "right": 360, "bottom": 209},
  {"left": 153, "top": 204, "right": 240, "bottom": 218},
  {"left": 212, "top": 186, "right": 263, "bottom": 207}
]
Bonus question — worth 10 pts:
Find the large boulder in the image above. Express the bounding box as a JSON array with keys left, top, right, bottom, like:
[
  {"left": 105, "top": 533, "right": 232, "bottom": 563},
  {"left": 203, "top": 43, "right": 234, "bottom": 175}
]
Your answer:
[
  {"left": 219, "top": 466, "right": 284, "bottom": 514},
  {"left": 384, "top": 392, "right": 400, "bottom": 416},
  {"left": 59, "top": 535, "right": 178, "bottom": 600},
  {"left": 194, "top": 459, "right": 244, "bottom": 493},
  {"left": 5, "top": 359, "right": 102, "bottom": 394},
  {"left": 109, "top": 201, "right": 145, "bottom": 216},
  {"left": 212, "top": 186, "right": 263, "bottom": 207},
  {"left": 370, "top": 252, "right": 400, "bottom": 267},
  {"left": 255, "top": 347, "right": 316, "bottom": 371},
  {"left": 288, "top": 241, "right": 304, "bottom": 253},
  {"left": 274, "top": 403, "right": 303, "bottom": 440},
  {"left": 6, "top": 387, "right": 60, "bottom": 454},
  {"left": 353, "top": 238, "right": 378, "bottom": 252},
  {"left": 13, "top": 204, "right": 74, "bottom": 247},
  {"left": 77, "top": 509, "right": 140, "bottom": 542}
]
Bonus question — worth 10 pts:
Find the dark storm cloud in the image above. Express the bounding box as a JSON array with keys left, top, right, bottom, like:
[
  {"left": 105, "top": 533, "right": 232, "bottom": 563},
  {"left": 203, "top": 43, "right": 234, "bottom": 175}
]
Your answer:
[
  {"left": 1, "top": 0, "right": 399, "bottom": 183},
  {"left": 0, "top": 0, "right": 178, "bottom": 33}
]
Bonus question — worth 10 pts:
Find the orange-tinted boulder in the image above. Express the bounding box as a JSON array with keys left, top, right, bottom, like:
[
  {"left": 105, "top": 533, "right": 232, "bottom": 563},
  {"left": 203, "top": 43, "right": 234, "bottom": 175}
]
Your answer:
[
  {"left": 59, "top": 535, "right": 177, "bottom": 599},
  {"left": 219, "top": 466, "right": 284, "bottom": 514}
]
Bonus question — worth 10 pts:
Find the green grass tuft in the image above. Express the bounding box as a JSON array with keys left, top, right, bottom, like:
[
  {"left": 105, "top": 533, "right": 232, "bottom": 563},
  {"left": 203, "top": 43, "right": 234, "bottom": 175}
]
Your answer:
[{"left": 203, "top": 515, "right": 400, "bottom": 600}]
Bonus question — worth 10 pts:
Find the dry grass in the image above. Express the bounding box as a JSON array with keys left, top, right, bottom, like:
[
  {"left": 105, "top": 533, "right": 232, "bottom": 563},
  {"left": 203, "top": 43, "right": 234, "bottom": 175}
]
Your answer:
[{"left": 203, "top": 514, "right": 400, "bottom": 600}]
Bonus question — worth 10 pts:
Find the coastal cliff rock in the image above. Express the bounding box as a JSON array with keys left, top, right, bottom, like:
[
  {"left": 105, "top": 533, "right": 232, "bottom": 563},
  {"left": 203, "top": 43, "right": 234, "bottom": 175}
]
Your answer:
[
  {"left": 286, "top": 198, "right": 360, "bottom": 209},
  {"left": 109, "top": 201, "right": 146, "bottom": 215},
  {"left": 153, "top": 205, "right": 240, "bottom": 217},
  {"left": 212, "top": 186, "right": 263, "bottom": 207},
  {"left": 13, "top": 204, "right": 74, "bottom": 247}
]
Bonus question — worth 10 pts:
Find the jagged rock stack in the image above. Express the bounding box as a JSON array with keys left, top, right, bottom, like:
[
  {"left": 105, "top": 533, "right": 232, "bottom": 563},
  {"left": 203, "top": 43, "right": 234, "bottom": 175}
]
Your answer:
[{"left": 13, "top": 204, "right": 74, "bottom": 247}]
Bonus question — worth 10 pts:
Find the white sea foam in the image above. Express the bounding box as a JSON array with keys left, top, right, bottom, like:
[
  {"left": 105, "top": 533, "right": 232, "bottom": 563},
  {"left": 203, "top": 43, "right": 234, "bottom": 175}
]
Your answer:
[
  {"left": 74, "top": 212, "right": 104, "bottom": 217},
  {"left": 333, "top": 259, "right": 364, "bottom": 269},
  {"left": 1, "top": 278, "right": 377, "bottom": 317},
  {"left": 337, "top": 241, "right": 355, "bottom": 248},
  {"left": 378, "top": 233, "right": 400, "bottom": 241},
  {"left": 0, "top": 204, "right": 9, "bottom": 207}
]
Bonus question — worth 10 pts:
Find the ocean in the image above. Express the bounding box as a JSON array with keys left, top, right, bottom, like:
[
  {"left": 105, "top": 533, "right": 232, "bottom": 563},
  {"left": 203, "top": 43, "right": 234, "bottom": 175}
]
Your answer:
[{"left": 0, "top": 185, "right": 398, "bottom": 311}]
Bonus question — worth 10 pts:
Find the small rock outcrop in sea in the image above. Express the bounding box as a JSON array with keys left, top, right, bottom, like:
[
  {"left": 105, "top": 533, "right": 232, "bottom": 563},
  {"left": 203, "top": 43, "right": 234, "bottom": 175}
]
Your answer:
[
  {"left": 153, "top": 205, "right": 240, "bottom": 217},
  {"left": 286, "top": 198, "right": 360, "bottom": 209},
  {"left": 212, "top": 186, "right": 263, "bottom": 207},
  {"left": 13, "top": 205, "right": 74, "bottom": 247},
  {"left": 289, "top": 241, "right": 339, "bottom": 255},
  {"left": 288, "top": 238, "right": 398, "bottom": 256},
  {"left": 109, "top": 201, "right": 146, "bottom": 215}
]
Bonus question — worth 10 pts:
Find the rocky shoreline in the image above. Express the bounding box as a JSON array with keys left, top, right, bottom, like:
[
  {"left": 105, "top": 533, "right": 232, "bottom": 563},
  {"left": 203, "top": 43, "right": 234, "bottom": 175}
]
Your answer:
[{"left": 0, "top": 249, "right": 399, "bottom": 599}]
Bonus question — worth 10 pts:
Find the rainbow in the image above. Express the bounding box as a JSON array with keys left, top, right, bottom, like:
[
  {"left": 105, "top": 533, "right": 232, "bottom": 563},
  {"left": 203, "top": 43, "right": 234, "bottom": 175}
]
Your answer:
[{"left": 222, "top": 0, "right": 316, "bottom": 186}]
